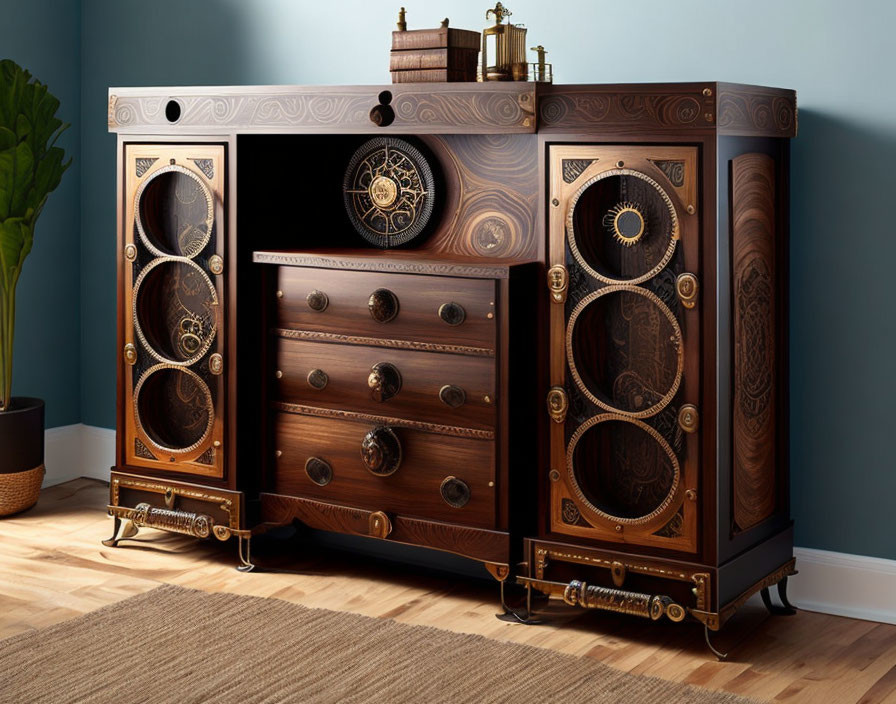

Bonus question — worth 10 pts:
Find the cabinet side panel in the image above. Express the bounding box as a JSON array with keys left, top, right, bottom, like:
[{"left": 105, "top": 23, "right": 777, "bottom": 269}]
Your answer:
[{"left": 731, "top": 153, "right": 777, "bottom": 532}]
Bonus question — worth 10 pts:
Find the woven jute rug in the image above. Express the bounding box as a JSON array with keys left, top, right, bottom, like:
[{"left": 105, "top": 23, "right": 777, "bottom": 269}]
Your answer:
[{"left": 0, "top": 584, "right": 756, "bottom": 704}]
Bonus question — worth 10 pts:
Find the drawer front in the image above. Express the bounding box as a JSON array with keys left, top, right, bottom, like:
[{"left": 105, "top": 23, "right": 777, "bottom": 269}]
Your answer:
[
  {"left": 276, "top": 267, "right": 497, "bottom": 351},
  {"left": 275, "top": 337, "right": 496, "bottom": 430},
  {"left": 273, "top": 412, "right": 496, "bottom": 529}
]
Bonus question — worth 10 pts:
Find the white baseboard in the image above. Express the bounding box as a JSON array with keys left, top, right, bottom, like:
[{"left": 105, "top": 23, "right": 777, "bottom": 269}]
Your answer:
[
  {"left": 789, "top": 547, "right": 896, "bottom": 625},
  {"left": 40, "top": 425, "right": 896, "bottom": 625},
  {"left": 43, "top": 423, "right": 114, "bottom": 487}
]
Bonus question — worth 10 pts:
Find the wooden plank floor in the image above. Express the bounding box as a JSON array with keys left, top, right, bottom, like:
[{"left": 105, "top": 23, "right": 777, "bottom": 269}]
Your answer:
[{"left": 2, "top": 478, "right": 896, "bottom": 703}]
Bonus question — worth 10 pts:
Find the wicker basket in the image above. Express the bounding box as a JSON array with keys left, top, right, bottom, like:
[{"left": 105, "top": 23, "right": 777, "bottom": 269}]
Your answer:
[{"left": 0, "top": 465, "right": 45, "bottom": 517}]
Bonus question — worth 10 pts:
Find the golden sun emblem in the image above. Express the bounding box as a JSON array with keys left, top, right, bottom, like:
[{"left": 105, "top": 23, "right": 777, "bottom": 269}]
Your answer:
[{"left": 604, "top": 202, "right": 646, "bottom": 247}]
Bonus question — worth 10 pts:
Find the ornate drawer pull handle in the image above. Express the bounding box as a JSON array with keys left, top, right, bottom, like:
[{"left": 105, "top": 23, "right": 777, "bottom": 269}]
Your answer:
[
  {"left": 129, "top": 502, "right": 213, "bottom": 539},
  {"left": 368, "top": 362, "right": 402, "bottom": 402},
  {"left": 306, "top": 289, "right": 329, "bottom": 312},
  {"left": 307, "top": 369, "right": 329, "bottom": 390},
  {"left": 360, "top": 426, "right": 402, "bottom": 476},
  {"left": 678, "top": 404, "right": 699, "bottom": 433},
  {"left": 369, "top": 510, "right": 393, "bottom": 538},
  {"left": 547, "top": 386, "right": 568, "bottom": 423},
  {"left": 562, "top": 580, "right": 686, "bottom": 622},
  {"left": 368, "top": 288, "right": 399, "bottom": 323},
  {"left": 547, "top": 264, "right": 568, "bottom": 303},
  {"left": 305, "top": 457, "right": 333, "bottom": 486},
  {"left": 438, "top": 302, "right": 466, "bottom": 326},
  {"left": 440, "top": 476, "right": 471, "bottom": 508},
  {"left": 439, "top": 384, "right": 466, "bottom": 408}
]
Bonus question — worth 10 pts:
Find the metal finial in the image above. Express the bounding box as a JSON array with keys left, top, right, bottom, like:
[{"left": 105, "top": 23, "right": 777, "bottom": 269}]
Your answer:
[
  {"left": 397, "top": 7, "right": 407, "bottom": 31},
  {"left": 486, "top": 2, "right": 511, "bottom": 23},
  {"left": 441, "top": 17, "right": 449, "bottom": 28}
]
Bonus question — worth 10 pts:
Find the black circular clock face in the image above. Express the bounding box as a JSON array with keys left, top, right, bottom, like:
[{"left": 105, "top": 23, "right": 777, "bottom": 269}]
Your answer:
[{"left": 343, "top": 137, "right": 437, "bottom": 248}]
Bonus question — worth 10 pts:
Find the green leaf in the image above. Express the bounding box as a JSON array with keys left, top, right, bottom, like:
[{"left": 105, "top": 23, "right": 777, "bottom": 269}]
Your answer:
[
  {"left": 0, "top": 126, "right": 15, "bottom": 152},
  {"left": 0, "top": 140, "right": 34, "bottom": 220},
  {"left": 0, "top": 216, "right": 30, "bottom": 283}
]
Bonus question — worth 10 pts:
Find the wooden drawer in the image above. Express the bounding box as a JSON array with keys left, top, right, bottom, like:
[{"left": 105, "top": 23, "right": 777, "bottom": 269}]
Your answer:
[
  {"left": 275, "top": 267, "right": 497, "bottom": 351},
  {"left": 274, "top": 337, "right": 495, "bottom": 430},
  {"left": 273, "top": 411, "right": 496, "bottom": 529}
]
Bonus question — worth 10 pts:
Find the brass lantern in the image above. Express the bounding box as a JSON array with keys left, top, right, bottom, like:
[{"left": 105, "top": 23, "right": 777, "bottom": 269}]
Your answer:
[{"left": 481, "top": 3, "right": 528, "bottom": 81}]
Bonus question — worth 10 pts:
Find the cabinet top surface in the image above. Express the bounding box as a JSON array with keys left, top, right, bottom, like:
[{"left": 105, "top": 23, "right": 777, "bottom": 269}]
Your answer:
[{"left": 108, "top": 81, "right": 796, "bottom": 139}]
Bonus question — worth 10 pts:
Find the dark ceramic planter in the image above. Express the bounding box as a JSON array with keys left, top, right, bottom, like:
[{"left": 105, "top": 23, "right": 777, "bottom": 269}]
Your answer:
[{"left": 0, "top": 397, "right": 45, "bottom": 474}]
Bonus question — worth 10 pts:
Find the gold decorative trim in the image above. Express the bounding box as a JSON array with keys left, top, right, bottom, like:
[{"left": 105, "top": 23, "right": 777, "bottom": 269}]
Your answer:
[
  {"left": 253, "top": 251, "right": 512, "bottom": 279},
  {"left": 208, "top": 353, "right": 224, "bottom": 376},
  {"left": 690, "top": 559, "right": 796, "bottom": 630},
  {"left": 208, "top": 254, "right": 224, "bottom": 275},
  {"left": 272, "top": 328, "right": 495, "bottom": 358},
  {"left": 110, "top": 473, "right": 240, "bottom": 529},
  {"left": 566, "top": 285, "right": 683, "bottom": 418},
  {"left": 133, "top": 163, "right": 215, "bottom": 260},
  {"left": 566, "top": 168, "right": 679, "bottom": 286},
  {"left": 132, "top": 256, "right": 219, "bottom": 367},
  {"left": 132, "top": 364, "right": 215, "bottom": 456},
  {"left": 566, "top": 413, "right": 681, "bottom": 527},
  {"left": 273, "top": 401, "right": 495, "bottom": 440}
]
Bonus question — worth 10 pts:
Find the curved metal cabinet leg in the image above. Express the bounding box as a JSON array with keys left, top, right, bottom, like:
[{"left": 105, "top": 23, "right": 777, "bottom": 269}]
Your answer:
[
  {"left": 761, "top": 578, "right": 797, "bottom": 616},
  {"left": 776, "top": 576, "right": 797, "bottom": 613},
  {"left": 705, "top": 625, "right": 729, "bottom": 661},
  {"left": 236, "top": 534, "right": 255, "bottom": 573},
  {"left": 496, "top": 581, "right": 541, "bottom": 625},
  {"left": 102, "top": 516, "right": 138, "bottom": 547}
]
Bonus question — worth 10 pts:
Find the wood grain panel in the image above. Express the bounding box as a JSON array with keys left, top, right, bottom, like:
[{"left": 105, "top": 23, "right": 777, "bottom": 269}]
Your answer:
[
  {"left": 275, "top": 266, "right": 497, "bottom": 350},
  {"left": 717, "top": 84, "right": 797, "bottom": 138},
  {"left": 275, "top": 338, "right": 496, "bottom": 430},
  {"left": 425, "top": 134, "right": 539, "bottom": 261},
  {"left": 731, "top": 153, "right": 777, "bottom": 532},
  {"left": 273, "top": 412, "right": 496, "bottom": 529}
]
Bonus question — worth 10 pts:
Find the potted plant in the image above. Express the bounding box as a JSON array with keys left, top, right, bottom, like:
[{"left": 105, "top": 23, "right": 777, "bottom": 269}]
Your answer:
[{"left": 0, "top": 59, "right": 70, "bottom": 516}]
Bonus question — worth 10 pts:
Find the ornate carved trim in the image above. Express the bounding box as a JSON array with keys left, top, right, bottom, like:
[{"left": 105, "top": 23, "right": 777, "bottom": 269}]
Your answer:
[
  {"left": 107, "top": 85, "right": 536, "bottom": 134},
  {"left": 561, "top": 159, "right": 596, "bottom": 184},
  {"left": 191, "top": 158, "right": 214, "bottom": 179},
  {"left": 109, "top": 473, "right": 240, "bottom": 529},
  {"left": 273, "top": 401, "right": 495, "bottom": 440},
  {"left": 649, "top": 159, "right": 685, "bottom": 187},
  {"left": 253, "top": 251, "right": 511, "bottom": 279},
  {"left": 272, "top": 328, "right": 494, "bottom": 358},
  {"left": 717, "top": 85, "right": 797, "bottom": 138},
  {"left": 135, "top": 157, "right": 157, "bottom": 178},
  {"left": 539, "top": 87, "right": 715, "bottom": 131}
]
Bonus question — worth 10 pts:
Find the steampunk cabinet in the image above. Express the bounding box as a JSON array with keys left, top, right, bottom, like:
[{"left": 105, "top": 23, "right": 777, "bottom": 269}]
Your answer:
[{"left": 106, "top": 81, "right": 796, "bottom": 641}]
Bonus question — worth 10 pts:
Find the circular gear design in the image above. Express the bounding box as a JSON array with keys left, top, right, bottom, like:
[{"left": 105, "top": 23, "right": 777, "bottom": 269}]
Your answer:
[{"left": 343, "top": 137, "right": 437, "bottom": 248}]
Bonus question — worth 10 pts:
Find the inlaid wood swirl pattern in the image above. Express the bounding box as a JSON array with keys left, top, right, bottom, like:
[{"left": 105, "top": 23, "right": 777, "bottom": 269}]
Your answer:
[
  {"left": 425, "top": 134, "right": 538, "bottom": 260},
  {"left": 717, "top": 84, "right": 797, "bottom": 138},
  {"left": 108, "top": 85, "right": 535, "bottom": 134},
  {"left": 731, "top": 153, "right": 777, "bottom": 532},
  {"left": 538, "top": 85, "right": 715, "bottom": 132}
]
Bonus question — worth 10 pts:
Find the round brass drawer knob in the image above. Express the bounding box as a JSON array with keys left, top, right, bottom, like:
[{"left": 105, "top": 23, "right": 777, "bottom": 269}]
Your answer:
[
  {"left": 368, "top": 288, "right": 399, "bottom": 323},
  {"left": 208, "top": 353, "right": 224, "bottom": 375},
  {"left": 440, "top": 476, "right": 471, "bottom": 508},
  {"left": 307, "top": 369, "right": 329, "bottom": 390},
  {"left": 361, "top": 426, "right": 402, "bottom": 476},
  {"left": 676, "top": 272, "right": 699, "bottom": 309},
  {"left": 305, "top": 457, "right": 333, "bottom": 486},
  {"left": 438, "top": 302, "right": 466, "bottom": 326},
  {"left": 368, "top": 362, "right": 401, "bottom": 402},
  {"left": 439, "top": 384, "right": 466, "bottom": 408},
  {"left": 306, "top": 289, "right": 328, "bottom": 312}
]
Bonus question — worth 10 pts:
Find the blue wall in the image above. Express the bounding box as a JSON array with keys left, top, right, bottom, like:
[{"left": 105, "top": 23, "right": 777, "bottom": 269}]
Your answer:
[
  {"left": 0, "top": 0, "right": 81, "bottom": 427},
  {"left": 31, "top": 0, "right": 896, "bottom": 559}
]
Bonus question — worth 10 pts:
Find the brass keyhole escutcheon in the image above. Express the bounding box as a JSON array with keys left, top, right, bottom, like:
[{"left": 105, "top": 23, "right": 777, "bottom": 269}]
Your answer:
[
  {"left": 547, "top": 264, "right": 568, "bottom": 303},
  {"left": 124, "top": 343, "right": 137, "bottom": 365},
  {"left": 368, "top": 288, "right": 399, "bottom": 323},
  {"left": 368, "top": 363, "right": 401, "bottom": 402},
  {"left": 360, "top": 426, "right": 402, "bottom": 476},
  {"left": 678, "top": 404, "right": 699, "bottom": 433},
  {"left": 208, "top": 353, "right": 224, "bottom": 375},
  {"left": 439, "top": 384, "right": 466, "bottom": 408},
  {"left": 438, "top": 302, "right": 466, "bottom": 326},
  {"left": 208, "top": 254, "right": 224, "bottom": 275},
  {"left": 307, "top": 369, "right": 329, "bottom": 390},
  {"left": 547, "top": 386, "right": 568, "bottom": 423},
  {"left": 676, "top": 272, "right": 699, "bottom": 309},
  {"left": 306, "top": 289, "right": 329, "bottom": 312}
]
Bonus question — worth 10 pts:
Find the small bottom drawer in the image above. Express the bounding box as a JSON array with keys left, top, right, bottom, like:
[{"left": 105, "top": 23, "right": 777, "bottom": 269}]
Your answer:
[{"left": 273, "top": 411, "right": 496, "bottom": 529}]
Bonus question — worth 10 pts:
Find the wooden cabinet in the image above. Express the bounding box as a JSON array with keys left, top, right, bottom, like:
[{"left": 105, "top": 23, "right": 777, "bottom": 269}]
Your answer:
[{"left": 107, "top": 81, "right": 796, "bottom": 635}]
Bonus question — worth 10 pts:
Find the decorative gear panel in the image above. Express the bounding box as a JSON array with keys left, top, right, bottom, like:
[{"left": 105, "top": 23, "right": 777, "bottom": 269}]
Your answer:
[{"left": 343, "top": 137, "right": 437, "bottom": 248}]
